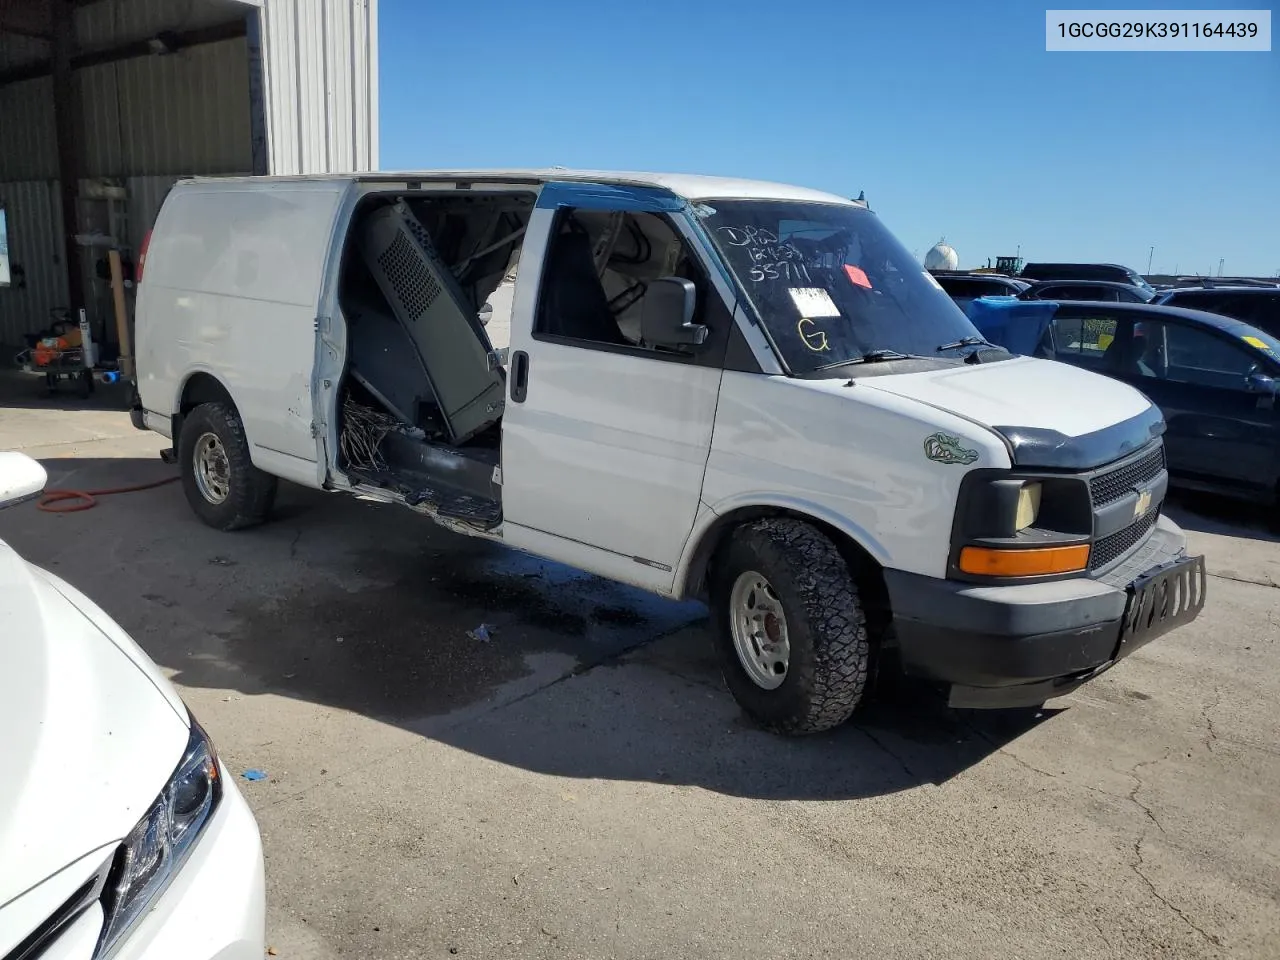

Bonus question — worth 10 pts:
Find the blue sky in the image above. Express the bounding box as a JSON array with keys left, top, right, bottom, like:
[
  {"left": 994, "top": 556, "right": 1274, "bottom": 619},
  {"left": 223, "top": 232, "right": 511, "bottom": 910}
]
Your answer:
[{"left": 378, "top": 1, "right": 1278, "bottom": 277}]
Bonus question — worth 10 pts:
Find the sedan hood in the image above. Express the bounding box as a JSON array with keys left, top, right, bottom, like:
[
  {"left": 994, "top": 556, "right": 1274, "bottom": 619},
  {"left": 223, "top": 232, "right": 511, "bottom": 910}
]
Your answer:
[
  {"left": 0, "top": 541, "right": 189, "bottom": 908},
  {"left": 860, "top": 356, "right": 1162, "bottom": 469}
]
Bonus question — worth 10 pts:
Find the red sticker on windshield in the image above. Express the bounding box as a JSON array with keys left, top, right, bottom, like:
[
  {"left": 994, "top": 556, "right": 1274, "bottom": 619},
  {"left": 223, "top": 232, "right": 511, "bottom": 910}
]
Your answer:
[{"left": 843, "top": 264, "right": 872, "bottom": 289}]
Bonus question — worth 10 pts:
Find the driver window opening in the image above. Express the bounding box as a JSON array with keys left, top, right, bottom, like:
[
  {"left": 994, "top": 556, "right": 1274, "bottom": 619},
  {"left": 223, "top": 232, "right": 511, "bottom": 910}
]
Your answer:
[{"left": 534, "top": 209, "right": 709, "bottom": 351}]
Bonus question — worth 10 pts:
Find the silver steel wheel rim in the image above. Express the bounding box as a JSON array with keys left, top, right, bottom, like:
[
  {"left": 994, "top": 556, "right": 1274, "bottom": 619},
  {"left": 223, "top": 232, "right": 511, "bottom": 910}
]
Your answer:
[
  {"left": 729, "top": 570, "right": 790, "bottom": 690},
  {"left": 193, "top": 431, "right": 231, "bottom": 505}
]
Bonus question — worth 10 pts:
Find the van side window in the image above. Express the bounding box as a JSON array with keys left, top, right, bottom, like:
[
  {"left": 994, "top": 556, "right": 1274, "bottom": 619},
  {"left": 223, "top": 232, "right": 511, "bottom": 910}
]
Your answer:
[{"left": 534, "top": 209, "right": 711, "bottom": 354}]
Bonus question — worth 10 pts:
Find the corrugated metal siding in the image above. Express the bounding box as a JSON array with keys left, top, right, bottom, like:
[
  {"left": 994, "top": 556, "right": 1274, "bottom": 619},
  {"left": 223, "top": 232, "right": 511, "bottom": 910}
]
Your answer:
[
  {"left": 73, "top": 0, "right": 255, "bottom": 48},
  {"left": 0, "top": 181, "right": 68, "bottom": 347},
  {"left": 0, "top": 33, "right": 50, "bottom": 70},
  {"left": 259, "top": 0, "right": 377, "bottom": 174},
  {"left": 78, "top": 38, "right": 252, "bottom": 177},
  {"left": 0, "top": 0, "right": 377, "bottom": 340},
  {"left": 1, "top": 1, "right": 376, "bottom": 180},
  {"left": 0, "top": 79, "right": 58, "bottom": 181},
  {"left": 1, "top": 42, "right": 250, "bottom": 182}
]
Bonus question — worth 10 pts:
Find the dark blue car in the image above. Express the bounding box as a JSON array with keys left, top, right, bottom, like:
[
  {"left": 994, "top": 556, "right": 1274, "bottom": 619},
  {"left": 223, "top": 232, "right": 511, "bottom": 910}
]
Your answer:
[{"left": 967, "top": 299, "right": 1280, "bottom": 510}]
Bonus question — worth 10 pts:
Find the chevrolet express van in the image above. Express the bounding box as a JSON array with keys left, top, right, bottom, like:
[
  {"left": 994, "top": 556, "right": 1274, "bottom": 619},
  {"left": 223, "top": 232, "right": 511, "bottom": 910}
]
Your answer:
[{"left": 131, "top": 170, "right": 1206, "bottom": 734}]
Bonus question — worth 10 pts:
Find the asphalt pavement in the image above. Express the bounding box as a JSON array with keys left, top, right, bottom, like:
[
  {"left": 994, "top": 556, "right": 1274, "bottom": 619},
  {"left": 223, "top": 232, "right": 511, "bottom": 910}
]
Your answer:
[{"left": 1, "top": 372, "right": 1277, "bottom": 960}]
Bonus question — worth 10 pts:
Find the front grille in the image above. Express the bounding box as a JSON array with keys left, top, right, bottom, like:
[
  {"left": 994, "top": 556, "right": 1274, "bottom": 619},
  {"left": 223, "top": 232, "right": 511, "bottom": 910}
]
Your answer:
[
  {"left": 1090, "top": 510, "right": 1158, "bottom": 571},
  {"left": 1090, "top": 445, "right": 1165, "bottom": 507}
]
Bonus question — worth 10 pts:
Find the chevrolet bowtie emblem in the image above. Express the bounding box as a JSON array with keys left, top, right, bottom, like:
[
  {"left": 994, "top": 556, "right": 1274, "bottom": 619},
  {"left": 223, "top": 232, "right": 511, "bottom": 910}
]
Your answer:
[{"left": 1134, "top": 489, "right": 1153, "bottom": 520}]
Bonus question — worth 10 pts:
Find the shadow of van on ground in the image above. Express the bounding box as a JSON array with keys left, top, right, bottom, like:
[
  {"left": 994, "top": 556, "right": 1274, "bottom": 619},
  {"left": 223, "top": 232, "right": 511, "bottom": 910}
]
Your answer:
[{"left": 3, "top": 453, "right": 1056, "bottom": 803}]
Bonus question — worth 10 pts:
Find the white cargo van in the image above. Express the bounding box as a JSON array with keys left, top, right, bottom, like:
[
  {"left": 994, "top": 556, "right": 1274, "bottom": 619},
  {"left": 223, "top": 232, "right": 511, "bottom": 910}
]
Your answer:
[{"left": 131, "top": 170, "right": 1205, "bottom": 734}]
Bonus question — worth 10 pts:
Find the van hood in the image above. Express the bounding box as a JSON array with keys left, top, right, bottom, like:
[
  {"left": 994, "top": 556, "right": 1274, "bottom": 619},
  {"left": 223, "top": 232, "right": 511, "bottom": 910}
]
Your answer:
[
  {"left": 858, "top": 356, "right": 1164, "bottom": 470},
  {"left": 0, "top": 541, "right": 189, "bottom": 909}
]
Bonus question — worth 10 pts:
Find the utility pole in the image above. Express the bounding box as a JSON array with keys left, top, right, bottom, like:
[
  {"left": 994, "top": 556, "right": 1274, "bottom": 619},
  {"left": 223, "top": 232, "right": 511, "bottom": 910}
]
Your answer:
[
  {"left": 1147, "top": 246, "right": 1154, "bottom": 274},
  {"left": 1218, "top": 258, "right": 1225, "bottom": 277}
]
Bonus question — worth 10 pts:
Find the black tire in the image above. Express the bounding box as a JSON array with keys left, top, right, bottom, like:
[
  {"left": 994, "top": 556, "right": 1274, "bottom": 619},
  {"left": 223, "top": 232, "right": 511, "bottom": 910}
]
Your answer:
[
  {"left": 178, "top": 401, "right": 277, "bottom": 530},
  {"left": 710, "top": 518, "right": 870, "bottom": 735}
]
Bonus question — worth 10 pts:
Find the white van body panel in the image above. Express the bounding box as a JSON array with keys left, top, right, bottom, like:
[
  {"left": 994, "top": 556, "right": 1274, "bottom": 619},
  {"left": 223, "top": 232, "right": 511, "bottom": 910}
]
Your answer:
[
  {"left": 136, "top": 179, "right": 354, "bottom": 488},
  {"left": 498, "top": 337, "right": 721, "bottom": 590},
  {"left": 498, "top": 204, "right": 722, "bottom": 594},
  {"left": 698, "top": 372, "right": 1013, "bottom": 582},
  {"left": 862, "top": 354, "right": 1152, "bottom": 437}
]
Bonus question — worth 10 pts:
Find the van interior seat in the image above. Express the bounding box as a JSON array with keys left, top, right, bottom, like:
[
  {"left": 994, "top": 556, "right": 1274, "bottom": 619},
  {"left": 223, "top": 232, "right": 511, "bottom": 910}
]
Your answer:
[{"left": 540, "top": 228, "right": 632, "bottom": 346}]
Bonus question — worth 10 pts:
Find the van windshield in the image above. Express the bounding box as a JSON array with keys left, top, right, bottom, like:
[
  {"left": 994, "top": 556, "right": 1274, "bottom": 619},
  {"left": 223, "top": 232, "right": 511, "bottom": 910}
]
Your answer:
[{"left": 699, "top": 200, "right": 985, "bottom": 373}]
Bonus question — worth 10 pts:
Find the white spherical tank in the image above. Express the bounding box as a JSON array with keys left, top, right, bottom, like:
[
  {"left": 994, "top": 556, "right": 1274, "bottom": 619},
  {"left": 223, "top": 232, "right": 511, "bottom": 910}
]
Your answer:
[{"left": 924, "top": 240, "right": 959, "bottom": 271}]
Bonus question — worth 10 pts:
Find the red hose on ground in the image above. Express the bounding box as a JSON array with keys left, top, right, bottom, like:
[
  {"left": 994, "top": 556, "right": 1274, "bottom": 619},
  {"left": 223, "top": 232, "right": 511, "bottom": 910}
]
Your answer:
[{"left": 37, "top": 475, "right": 181, "bottom": 513}]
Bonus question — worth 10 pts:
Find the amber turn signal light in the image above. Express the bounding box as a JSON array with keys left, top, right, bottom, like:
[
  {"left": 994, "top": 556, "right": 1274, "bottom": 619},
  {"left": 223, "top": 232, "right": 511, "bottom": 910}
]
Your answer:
[{"left": 958, "top": 543, "right": 1090, "bottom": 577}]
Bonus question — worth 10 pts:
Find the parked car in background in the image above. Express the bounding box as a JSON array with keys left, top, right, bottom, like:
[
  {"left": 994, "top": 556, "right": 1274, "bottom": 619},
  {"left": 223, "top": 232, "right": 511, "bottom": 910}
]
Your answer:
[
  {"left": 931, "top": 271, "right": 1029, "bottom": 308},
  {"left": 0, "top": 452, "right": 265, "bottom": 960},
  {"left": 969, "top": 300, "right": 1280, "bottom": 510},
  {"left": 1018, "top": 279, "right": 1155, "bottom": 304},
  {"left": 1019, "top": 262, "right": 1154, "bottom": 294},
  {"left": 1152, "top": 286, "right": 1280, "bottom": 338}
]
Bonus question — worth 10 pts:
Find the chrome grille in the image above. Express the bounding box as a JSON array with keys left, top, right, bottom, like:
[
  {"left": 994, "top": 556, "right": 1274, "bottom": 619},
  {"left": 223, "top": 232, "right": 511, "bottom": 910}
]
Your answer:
[
  {"left": 1090, "top": 510, "right": 1158, "bottom": 571},
  {"left": 1090, "top": 445, "right": 1165, "bottom": 508}
]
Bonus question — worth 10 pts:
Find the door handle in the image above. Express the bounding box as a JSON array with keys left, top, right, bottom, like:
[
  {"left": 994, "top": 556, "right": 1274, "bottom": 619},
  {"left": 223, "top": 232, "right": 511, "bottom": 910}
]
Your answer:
[{"left": 510, "top": 350, "right": 529, "bottom": 403}]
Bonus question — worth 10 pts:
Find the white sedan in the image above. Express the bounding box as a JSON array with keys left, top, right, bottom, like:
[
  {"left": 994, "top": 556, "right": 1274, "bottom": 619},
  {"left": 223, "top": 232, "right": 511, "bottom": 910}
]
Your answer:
[{"left": 0, "top": 452, "right": 265, "bottom": 960}]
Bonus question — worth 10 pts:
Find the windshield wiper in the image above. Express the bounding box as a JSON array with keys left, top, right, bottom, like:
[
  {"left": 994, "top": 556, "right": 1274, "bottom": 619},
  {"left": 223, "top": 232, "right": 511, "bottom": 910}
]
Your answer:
[
  {"left": 936, "top": 336, "right": 995, "bottom": 352},
  {"left": 814, "top": 349, "right": 917, "bottom": 371}
]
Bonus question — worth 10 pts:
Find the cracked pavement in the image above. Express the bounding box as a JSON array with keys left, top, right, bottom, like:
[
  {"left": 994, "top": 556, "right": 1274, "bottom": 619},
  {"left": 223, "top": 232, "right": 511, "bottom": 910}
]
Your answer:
[{"left": 2, "top": 376, "right": 1278, "bottom": 959}]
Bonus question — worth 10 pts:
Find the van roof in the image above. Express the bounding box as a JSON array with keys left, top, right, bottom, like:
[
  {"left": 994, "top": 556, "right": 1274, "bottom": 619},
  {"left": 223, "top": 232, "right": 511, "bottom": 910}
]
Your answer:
[{"left": 178, "top": 168, "right": 861, "bottom": 206}]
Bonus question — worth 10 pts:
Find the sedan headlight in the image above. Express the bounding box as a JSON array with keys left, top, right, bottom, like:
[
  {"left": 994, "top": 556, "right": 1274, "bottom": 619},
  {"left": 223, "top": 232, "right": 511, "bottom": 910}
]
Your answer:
[{"left": 96, "top": 718, "right": 222, "bottom": 958}]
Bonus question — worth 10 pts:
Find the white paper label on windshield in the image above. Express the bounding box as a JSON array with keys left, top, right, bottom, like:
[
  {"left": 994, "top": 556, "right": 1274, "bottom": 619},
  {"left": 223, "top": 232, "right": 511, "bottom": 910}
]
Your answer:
[{"left": 788, "top": 287, "right": 840, "bottom": 318}]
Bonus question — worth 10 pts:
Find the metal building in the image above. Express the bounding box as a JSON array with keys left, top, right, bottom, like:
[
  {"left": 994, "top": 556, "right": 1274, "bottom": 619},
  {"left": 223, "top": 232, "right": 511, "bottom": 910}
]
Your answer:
[{"left": 0, "top": 0, "right": 378, "bottom": 351}]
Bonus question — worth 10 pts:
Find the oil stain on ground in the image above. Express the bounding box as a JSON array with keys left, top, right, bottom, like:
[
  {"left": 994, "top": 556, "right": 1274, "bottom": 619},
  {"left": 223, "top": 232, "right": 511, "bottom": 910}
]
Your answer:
[{"left": 222, "top": 538, "right": 703, "bottom": 724}]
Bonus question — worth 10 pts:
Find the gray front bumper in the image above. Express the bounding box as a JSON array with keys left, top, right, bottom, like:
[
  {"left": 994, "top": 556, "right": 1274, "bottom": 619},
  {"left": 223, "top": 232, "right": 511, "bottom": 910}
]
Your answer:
[{"left": 884, "top": 515, "right": 1196, "bottom": 707}]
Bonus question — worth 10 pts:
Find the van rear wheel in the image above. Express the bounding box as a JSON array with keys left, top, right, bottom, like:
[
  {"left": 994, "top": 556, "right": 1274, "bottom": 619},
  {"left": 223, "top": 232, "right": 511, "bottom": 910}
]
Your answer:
[
  {"left": 710, "top": 518, "right": 870, "bottom": 735},
  {"left": 178, "top": 401, "right": 277, "bottom": 530}
]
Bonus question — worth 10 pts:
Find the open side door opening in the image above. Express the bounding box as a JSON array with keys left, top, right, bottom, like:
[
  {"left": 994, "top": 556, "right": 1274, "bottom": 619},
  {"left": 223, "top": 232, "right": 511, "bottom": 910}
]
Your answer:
[{"left": 330, "top": 188, "right": 535, "bottom": 529}]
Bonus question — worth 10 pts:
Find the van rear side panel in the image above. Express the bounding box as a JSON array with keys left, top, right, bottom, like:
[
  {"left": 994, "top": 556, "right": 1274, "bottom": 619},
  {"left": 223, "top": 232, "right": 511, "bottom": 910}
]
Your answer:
[{"left": 136, "top": 179, "right": 353, "bottom": 487}]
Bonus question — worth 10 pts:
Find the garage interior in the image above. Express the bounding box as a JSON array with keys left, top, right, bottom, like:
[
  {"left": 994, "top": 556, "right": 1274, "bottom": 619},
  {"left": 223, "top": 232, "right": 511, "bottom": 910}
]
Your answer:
[{"left": 0, "top": 0, "right": 377, "bottom": 365}]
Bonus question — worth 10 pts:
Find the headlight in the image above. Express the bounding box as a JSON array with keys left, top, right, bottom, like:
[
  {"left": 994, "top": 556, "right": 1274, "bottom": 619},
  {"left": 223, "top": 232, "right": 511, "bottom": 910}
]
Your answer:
[
  {"left": 1015, "top": 481, "right": 1042, "bottom": 531},
  {"left": 949, "top": 471, "right": 1092, "bottom": 582},
  {"left": 96, "top": 718, "right": 222, "bottom": 959}
]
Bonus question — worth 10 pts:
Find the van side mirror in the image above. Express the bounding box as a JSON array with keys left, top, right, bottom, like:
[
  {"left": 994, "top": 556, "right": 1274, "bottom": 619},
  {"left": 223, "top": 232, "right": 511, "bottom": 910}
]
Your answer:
[
  {"left": 641, "top": 278, "right": 708, "bottom": 351},
  {"left": 0, "top": 452, "right": 47, "bottom": 510}
]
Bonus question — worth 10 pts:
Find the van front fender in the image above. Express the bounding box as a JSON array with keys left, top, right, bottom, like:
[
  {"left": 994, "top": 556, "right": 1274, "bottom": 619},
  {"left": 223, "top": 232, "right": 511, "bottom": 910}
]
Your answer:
[{"left": 673, "top": 493, "right": 890, "bottom": 601}]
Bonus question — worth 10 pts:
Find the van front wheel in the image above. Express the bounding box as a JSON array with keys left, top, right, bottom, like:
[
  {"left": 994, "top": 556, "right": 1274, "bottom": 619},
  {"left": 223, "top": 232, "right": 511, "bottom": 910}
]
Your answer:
[
  {"left": 711, "top": 518, "right": 870, "bottom": 735},
  {"left": 178, "top": 402, "right": 277, "bottom": 530}
]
